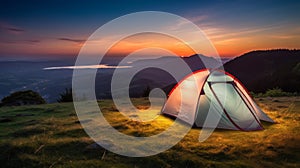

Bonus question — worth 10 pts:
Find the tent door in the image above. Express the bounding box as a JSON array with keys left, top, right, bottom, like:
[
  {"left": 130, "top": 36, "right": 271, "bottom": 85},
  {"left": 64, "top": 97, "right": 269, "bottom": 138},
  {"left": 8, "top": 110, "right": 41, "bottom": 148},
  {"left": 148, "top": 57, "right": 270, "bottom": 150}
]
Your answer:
[{"left": 207, "top": 81, "right": 262, "bottom": 131}]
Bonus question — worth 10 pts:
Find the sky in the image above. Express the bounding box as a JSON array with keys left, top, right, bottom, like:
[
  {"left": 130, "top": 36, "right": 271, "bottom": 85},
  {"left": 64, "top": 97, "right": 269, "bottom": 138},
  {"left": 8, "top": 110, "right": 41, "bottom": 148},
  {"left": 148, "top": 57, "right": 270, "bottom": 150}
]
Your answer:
[{"left": 0, "top": 0, "right": 299, "bottom": 60}]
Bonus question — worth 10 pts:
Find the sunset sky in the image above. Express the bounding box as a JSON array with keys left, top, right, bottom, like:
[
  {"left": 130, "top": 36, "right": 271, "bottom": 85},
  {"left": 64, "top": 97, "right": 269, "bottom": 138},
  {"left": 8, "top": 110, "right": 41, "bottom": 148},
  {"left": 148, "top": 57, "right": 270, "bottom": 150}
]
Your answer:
[{"left": 0, "top": 0, "right": 299, "bottom": 60}]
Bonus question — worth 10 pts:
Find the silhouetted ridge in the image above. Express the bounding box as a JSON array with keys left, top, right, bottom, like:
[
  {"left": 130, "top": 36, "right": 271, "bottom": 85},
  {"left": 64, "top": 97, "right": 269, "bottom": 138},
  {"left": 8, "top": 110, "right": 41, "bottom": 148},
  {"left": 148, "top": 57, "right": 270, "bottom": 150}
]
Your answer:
[{"left": 224, "top": 49, "right": 300, "bottom": 93}]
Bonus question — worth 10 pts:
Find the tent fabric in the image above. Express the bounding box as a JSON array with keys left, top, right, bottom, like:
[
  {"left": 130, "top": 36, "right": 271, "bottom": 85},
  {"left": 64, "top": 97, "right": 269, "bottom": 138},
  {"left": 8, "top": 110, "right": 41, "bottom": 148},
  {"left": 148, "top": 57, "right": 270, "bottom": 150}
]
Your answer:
[{"left": 161, "top": 69, "right": 274, "bottom": 131}]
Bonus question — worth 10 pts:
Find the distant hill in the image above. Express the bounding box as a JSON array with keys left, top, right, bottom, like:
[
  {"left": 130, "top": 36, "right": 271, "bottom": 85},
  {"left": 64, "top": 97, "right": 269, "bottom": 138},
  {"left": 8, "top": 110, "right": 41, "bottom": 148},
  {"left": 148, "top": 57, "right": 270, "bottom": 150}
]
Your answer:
[
  {"left": 224, "top": 49, "right": 300, "bottom": 93},
  {"left": 115, "top": 54, "right": 222, "bottom": 97},
  {"left": 0, "top": 55, "right": 221, "bottom": 102},
  {"left": 4, "top": 50, "right": 299, "bottom": 102},
  {"left": 0, "top": 60, "right": 74, "bottom": 103}
]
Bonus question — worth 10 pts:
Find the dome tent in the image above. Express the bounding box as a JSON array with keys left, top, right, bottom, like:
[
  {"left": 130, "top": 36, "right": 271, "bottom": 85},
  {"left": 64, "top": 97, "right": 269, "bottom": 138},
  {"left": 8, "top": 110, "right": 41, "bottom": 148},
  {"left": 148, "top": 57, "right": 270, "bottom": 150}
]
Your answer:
[{"left": 161, "top": 69, "right": 274, "bottom": 131}]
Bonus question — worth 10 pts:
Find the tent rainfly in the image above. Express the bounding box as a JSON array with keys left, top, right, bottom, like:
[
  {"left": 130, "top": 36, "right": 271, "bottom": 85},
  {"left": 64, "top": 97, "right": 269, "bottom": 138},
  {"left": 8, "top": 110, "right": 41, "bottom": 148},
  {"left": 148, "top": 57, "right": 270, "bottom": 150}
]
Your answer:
[{"left": 161, "top": 69, "right": 274, "bottom": 131}]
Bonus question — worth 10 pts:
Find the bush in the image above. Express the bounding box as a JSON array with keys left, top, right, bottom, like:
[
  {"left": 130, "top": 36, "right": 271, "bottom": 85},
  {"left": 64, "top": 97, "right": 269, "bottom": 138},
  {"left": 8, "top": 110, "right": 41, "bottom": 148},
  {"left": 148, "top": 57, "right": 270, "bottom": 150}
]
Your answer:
[
  {"left": 1, "top": 90, "right": 46, "bottom": 106},
  {"left": 265, "top": 88, "right": 296, "bottom": 97},
  {"left": 252, "top": 88, "right": 297, "bottom": 97},
  {"left": 57, "top": 88, "right": 73, "bottom": 103}
]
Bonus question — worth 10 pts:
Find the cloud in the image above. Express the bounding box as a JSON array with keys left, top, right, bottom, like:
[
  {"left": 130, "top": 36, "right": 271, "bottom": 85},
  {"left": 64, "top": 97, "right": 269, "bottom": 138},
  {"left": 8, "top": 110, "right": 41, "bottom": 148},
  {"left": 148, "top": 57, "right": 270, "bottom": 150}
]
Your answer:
[
  {"left": 199, "top": 22, "right": 280, "bottom": 43},
  {"left": 0, "top": 22, "right": 25, "bottom": 34},
  {"left": 57, "top": 37, "right": 86, "bottom": 44},
  {"left": 0, "top": 39, "right": 41, "bottom": 44},
  {"left": 23, "top": 39, "right": 41, "bottom": 45},
  {"left": 43, "top": 64, "right": 132, "bottom": 70},
  {"left": 5, "top": 27, "right": 25, "bottom": 33},
  {"left": 271, "top": 35, "right": 294, "bottom": 39},
  {"left": 187, "top": 15, "right": 209, "bottom": 24}
]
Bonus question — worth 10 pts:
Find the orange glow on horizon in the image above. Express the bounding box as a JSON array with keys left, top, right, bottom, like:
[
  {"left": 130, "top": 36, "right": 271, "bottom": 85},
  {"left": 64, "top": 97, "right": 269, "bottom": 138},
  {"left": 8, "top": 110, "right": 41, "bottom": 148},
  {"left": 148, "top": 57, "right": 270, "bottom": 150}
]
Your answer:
[
  {"left": 1, "top": 27, "right": 299, "bottom": 58},
  {"left": 104, "top": 33, "right": 197, "bottom": 57}
]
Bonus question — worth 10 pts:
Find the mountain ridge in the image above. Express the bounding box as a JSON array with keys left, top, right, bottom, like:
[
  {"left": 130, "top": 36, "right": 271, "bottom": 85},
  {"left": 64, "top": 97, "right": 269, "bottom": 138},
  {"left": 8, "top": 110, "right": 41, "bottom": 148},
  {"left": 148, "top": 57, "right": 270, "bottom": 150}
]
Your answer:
[
  {"left": 1, "top": 49, "right": 299, "bottom": 102},
  {"left": 224, "top": 49, "right": 300, "bottom": 93}
]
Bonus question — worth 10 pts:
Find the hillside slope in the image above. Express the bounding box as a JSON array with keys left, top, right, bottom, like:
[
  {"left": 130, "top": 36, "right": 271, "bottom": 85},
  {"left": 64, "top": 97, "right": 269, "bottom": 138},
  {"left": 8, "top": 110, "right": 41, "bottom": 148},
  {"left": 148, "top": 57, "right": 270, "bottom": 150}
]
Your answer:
[
  {"left": 0, "top": 97, "right": 299, "bottom": 167},
  {"left": 224, "top": 49, "right": 300, "bottom": 93}
]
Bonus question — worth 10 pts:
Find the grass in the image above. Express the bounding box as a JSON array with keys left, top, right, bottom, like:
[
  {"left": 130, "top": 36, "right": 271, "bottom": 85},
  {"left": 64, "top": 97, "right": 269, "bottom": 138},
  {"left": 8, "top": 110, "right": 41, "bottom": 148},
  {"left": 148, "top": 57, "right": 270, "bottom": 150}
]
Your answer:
[{"left": 0, "top": 97, "right": 299, "bottom": 167}]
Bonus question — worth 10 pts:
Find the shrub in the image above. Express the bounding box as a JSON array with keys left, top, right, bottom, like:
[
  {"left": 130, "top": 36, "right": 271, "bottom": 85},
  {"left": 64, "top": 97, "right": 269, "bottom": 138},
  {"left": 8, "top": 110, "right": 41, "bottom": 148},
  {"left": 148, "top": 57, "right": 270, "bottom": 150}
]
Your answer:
[
  {"left": 57, "top": 88, "right": 73, "bottom": 103},
  {"left": 1, "top": 90, "right": 46, "bottom": 106},
  {"left": 252, "top": 88, "right": 298, "bottom": 97},
  {"left": 265, "top": 88, "right": 295, "bottom": 97}
]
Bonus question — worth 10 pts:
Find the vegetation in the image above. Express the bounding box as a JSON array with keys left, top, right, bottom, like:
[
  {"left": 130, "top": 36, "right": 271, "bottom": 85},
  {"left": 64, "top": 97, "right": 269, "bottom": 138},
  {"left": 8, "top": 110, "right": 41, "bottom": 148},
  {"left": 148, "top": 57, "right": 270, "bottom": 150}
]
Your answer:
[
  {"left": 142, "top": 85, "right": 151, "bottom": 97},
  {"left": 224, "top": 49, "right": 300, "bottom": 93},
  {"left": 0, "top": 90, "right": 46, "bottom": 106},
  {"left": 251, "top": 88, "right": 298, "bottom": 98},
  {"left": 292, "top": 62, "right": 300, "bottom": 74},
  {"left": 0, "top": 97, "right": 299, "bottom": 167},
  {"left": 57, "top": 88, "right": 73, "bottom": 103}
]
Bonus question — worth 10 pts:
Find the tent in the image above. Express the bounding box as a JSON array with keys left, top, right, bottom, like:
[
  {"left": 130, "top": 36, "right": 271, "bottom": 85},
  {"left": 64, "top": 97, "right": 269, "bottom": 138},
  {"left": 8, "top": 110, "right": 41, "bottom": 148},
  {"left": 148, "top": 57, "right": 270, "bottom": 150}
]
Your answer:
[{"left": 161, "top": 69, "right": 274, "bottom": 131}]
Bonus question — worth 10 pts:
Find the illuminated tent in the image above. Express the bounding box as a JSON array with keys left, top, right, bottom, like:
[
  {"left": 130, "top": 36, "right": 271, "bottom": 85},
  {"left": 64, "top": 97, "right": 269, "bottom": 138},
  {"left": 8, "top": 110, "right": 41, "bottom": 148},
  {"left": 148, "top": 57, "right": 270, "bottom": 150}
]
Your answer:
[{"left": 161, "top": 69, "right": 274, "bottom": 131}]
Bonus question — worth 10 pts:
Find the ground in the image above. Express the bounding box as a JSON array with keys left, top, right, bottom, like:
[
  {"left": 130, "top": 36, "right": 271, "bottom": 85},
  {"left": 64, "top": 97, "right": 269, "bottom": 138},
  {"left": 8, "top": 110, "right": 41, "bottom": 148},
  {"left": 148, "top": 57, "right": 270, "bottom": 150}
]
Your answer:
[{"left": 0, "top": 97, "right": 299, "bottom": 168}]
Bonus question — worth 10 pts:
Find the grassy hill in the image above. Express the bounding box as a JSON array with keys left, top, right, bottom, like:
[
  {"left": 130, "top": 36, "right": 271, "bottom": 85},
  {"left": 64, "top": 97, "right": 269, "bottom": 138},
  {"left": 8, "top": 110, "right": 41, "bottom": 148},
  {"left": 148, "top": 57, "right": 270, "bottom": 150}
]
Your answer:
[{"left": 0, "top": 98, "right": 299, "bottom": 167}]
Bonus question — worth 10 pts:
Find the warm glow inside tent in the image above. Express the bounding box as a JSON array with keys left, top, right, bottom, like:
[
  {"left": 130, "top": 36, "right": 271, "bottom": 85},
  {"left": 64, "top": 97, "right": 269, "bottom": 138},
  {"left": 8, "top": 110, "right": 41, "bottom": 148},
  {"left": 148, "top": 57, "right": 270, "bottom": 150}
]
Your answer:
[{"left": 161, "top": 69, "right": 274, "bottom": 131}]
